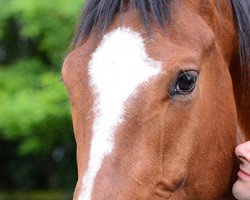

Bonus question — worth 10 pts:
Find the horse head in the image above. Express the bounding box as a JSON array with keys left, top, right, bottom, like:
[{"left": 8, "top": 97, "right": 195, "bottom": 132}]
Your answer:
[{"left": 62, "top": 1, "right": 250, "bottom": 199}]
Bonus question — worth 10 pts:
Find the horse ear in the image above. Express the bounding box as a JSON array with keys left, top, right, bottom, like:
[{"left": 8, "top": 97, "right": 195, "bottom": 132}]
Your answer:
[{"left": 231, "top": 0, "right": 250, "bottom": 140}]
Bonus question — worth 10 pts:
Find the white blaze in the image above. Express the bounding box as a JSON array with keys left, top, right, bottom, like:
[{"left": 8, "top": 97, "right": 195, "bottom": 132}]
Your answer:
[{"left": 78, "top": 27, "right": 161, "bottom": 200}]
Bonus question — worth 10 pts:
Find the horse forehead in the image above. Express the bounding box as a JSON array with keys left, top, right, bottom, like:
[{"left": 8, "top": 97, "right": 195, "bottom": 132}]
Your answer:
[
  {"left": 89, "top": 26, "right": 161, "bottom": 169},
  {"left": 89, "top": 27, "right": 162, "bottom": 127},
  {"left": 77, "top": 27, "right": 161, "bottom": 200},
  {"left": 89, "top": 27, "right": 161, "bottom": 81}
]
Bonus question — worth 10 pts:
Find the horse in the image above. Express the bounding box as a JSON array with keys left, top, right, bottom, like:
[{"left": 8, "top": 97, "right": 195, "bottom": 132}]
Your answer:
[{"left": 62, "top": 0, "right": 250, "bottom": 199}]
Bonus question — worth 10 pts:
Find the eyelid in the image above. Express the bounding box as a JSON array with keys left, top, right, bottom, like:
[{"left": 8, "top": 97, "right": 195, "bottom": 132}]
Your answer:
[{"left": 175, "top": 63, "right": 200, "bottom": 74}]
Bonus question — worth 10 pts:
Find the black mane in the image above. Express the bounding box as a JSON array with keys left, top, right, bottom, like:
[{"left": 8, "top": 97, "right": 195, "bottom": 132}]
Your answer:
[
  {"left": 71, "top": 0, "right": 171, "bottom": 48},
  {"left": 231, "top": 0, "right": 250, "bottom": 91}
]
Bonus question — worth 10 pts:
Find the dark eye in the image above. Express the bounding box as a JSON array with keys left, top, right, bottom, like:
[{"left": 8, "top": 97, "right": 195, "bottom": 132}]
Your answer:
[{"left": 169, "top": 70, "right": 198, "bottom": 96}]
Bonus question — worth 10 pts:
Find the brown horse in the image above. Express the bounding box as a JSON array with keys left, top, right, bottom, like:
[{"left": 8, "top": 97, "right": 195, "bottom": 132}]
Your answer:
[{"left": 62, "top": 0, "right": 250, "bottom": 199}]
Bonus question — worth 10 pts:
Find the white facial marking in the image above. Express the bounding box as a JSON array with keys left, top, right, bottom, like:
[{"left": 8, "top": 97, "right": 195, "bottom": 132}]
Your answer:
[{"left": 78, "top": 27, "right": 161, "bottom": 200}]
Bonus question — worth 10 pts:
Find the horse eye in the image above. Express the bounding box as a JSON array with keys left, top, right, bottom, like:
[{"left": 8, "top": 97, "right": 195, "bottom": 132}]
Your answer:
[{"left": 169, "top": 70, "right": 198, "bottom": 96}]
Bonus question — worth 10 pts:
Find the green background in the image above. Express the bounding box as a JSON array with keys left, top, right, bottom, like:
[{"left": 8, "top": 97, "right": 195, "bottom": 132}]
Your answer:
[{"left": 0, "top": 0, "right": 83, "bottom": 198}]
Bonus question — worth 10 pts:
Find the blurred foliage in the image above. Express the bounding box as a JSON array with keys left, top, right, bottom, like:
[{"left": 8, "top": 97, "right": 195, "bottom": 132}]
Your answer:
[
  {"left": 0, "top": 0, "right": 83, "bottom": 65},
  {"left": 0, "top": 0, "right": 83, "bottom": 191},
  {"left": 0, "top": 59, "right": 71, "bottom": 155},
  {"left": 0, "top": 190, "right": 71, "bottom": 200}
]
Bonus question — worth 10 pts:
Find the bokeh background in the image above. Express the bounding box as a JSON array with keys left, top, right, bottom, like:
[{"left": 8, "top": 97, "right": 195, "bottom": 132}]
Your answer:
[{"left": 0, "top": 0, "right": 83, "bottom": 199}]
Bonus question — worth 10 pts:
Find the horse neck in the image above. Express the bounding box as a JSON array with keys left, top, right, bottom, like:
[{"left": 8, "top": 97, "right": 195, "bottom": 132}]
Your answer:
[{"left": 193, "top": 0, "right": 250, "bottom": 141}]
